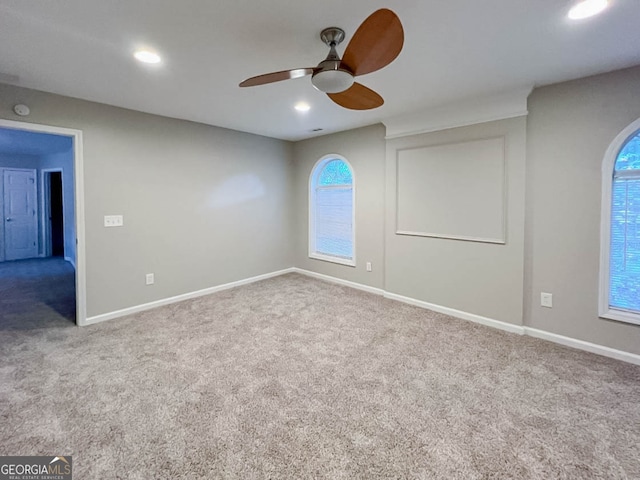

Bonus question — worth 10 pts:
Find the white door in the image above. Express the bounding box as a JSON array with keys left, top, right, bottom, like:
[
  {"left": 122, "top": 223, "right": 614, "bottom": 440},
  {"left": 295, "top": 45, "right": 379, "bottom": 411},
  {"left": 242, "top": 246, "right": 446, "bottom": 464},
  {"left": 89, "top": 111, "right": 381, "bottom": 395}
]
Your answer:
[{"left": 4, "top": 168, "right": 38, "bottom": 261}]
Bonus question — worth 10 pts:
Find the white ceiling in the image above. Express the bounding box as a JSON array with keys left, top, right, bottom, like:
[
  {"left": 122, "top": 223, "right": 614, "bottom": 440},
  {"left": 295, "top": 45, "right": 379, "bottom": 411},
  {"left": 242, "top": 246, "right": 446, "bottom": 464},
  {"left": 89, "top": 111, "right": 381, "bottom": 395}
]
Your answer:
[{"left": 0, "top": 0, "right": 639, "bottom": 141}]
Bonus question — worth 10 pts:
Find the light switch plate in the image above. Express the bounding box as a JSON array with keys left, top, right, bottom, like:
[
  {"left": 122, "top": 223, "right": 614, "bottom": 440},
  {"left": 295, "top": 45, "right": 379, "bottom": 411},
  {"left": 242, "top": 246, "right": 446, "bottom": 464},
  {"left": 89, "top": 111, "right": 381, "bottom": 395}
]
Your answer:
[
  {"left": 541, "top": 292, "right": 553, "bottom": 308},
  {"left": 104, "top": 215, "right": 124, "bottom": 227}
]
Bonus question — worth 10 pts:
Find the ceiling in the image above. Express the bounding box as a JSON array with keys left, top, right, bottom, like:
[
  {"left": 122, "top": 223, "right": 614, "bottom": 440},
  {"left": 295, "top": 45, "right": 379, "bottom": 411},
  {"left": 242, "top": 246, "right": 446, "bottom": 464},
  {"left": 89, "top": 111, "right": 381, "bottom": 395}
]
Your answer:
[{"left": 0, "top": 0, "right": 639, "bottom": 141}]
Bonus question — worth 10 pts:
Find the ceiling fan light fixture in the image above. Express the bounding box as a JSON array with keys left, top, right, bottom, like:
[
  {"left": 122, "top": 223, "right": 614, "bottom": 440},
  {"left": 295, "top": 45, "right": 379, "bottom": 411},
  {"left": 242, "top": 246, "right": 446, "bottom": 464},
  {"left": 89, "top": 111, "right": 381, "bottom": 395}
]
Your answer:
[{"left": 311, "top": 69, "right": 354, "bottom": 94}]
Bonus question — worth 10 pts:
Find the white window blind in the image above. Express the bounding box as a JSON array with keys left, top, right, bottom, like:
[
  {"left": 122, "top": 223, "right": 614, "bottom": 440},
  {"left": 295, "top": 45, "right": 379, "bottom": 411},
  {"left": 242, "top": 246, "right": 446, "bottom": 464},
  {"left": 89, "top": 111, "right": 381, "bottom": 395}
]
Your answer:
[
  {"left": 609, "top": 133, "right": 640, "bottom": 314},
  {"left": 610, "top": 174, "right": 640, "bottom": 313},
  {"left": 309, "top": 158, "right": 354, "bottom": 265},
  {"left": 315, "top": 186, "right": 353, "bottom": 259}
]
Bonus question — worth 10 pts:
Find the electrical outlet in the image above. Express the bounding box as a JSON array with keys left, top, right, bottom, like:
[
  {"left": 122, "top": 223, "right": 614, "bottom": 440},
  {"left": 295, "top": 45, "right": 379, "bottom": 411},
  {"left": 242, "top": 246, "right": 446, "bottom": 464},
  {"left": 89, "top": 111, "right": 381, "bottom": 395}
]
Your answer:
[
  {"left": 146, "top": 273, "right": 154, "bottom": 285},
  {"left": 104, "top": 215, "right": 124, "bottom": 227},
  {"left": 366, "top": 262, "right": 372, "bottom": 272},
  {"left": 541, "top": 292, "right": 553, "bottom": 308}
]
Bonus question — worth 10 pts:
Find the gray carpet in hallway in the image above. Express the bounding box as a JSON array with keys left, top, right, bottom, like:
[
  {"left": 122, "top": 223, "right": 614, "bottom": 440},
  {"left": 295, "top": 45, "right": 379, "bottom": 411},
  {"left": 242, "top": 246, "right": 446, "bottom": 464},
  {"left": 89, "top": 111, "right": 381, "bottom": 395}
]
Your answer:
[
  {"left": 0, "top": 257, "right": 76, "bottom": 330},
  {"left": 1, "top": 273, "right": 639, "bottom": 479}
]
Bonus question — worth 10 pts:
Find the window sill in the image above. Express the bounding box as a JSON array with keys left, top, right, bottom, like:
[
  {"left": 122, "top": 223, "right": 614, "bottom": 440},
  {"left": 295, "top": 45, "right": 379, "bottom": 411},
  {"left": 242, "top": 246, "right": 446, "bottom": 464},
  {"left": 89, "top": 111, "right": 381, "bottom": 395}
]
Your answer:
[
  {"left": 600, "top": 308, "right": 640, "bottom": 326},
  {"left": 309, "top": 252, "right": 356, "bottom": 267}
]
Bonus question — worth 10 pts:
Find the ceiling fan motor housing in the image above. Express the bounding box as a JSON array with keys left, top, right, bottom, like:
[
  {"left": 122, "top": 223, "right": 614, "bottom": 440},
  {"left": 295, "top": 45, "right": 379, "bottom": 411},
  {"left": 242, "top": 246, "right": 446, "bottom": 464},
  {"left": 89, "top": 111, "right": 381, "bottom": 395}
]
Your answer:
[{"left": 312, "top": 27, "right": 354, "bottom": 94}]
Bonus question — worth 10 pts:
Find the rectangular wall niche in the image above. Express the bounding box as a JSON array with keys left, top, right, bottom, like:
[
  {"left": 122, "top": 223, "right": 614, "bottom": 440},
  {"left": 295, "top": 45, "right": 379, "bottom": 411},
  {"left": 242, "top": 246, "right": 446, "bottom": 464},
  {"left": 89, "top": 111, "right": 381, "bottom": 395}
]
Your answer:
[{"left": 396, "top": 136, "right": 506, "bottom": 243}]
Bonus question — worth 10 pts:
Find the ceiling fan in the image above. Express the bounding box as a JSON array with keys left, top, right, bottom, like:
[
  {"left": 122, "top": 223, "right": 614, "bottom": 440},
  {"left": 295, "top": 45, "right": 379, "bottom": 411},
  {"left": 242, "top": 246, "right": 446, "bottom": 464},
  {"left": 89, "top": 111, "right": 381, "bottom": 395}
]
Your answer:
[{"left": 239, "top": 9, "right": 404, "bottom": 110}]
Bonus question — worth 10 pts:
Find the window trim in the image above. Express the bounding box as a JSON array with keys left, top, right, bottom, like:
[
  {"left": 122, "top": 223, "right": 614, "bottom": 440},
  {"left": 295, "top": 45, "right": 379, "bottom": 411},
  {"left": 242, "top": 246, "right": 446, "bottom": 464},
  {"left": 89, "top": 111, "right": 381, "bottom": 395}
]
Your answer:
[
  {"left": 308, "top": 154, "right": 356, "bottom": 267},
  {"left": 599, "top": 117, "right": 640, "bottom": 326}
]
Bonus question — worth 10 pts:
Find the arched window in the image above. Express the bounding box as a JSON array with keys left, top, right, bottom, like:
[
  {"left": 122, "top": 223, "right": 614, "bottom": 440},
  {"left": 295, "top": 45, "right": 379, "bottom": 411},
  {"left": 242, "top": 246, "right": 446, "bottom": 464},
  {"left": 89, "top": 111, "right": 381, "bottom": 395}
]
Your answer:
[
  {"left": 309, "top": 155, "right": 355, "bottom": 266},
  {"left": 600, "top": 122, "right": 640, "bottom": 325}
]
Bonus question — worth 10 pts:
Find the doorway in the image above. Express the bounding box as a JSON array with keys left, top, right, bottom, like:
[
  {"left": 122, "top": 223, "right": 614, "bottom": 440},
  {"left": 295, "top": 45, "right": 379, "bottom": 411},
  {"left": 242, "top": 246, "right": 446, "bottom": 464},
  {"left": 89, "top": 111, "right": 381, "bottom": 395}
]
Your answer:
[
  {"left": 42, "top": 170, "right": 65, "bottom": 258},
  {"left": 0, "top": 120, "right": 86, "bottom": 325}
]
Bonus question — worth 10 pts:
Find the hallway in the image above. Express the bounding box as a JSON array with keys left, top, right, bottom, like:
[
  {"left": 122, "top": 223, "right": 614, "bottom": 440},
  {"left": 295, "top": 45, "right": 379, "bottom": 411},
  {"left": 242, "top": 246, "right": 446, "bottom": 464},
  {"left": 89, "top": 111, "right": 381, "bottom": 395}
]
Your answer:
[{"left": 0, "top": 257, "right": 75, "bottom": 330}]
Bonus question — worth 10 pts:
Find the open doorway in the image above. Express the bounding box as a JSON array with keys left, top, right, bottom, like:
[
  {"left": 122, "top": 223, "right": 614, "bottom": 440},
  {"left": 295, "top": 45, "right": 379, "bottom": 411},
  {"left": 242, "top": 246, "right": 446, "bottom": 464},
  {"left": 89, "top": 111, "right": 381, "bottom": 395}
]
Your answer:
[
  {"left": 0, "top": 120, "right": 86, "bottom": 326},
  {"left": 42, "top": 169, "right": 65, "bottom": 258},
  {"left": 50, "top": 171, "right": 64, "bottom": 257}
]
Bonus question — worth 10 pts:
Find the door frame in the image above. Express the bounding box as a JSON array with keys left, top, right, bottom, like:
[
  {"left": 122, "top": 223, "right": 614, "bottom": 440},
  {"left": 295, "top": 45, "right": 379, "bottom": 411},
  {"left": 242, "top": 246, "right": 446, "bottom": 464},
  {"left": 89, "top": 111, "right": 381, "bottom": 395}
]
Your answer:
[
  {"left": 0, "top": 119, "right": 86, "bottom": 326},
  {"left": 41, "top": 168, "right": 64, "bottom": 259}
]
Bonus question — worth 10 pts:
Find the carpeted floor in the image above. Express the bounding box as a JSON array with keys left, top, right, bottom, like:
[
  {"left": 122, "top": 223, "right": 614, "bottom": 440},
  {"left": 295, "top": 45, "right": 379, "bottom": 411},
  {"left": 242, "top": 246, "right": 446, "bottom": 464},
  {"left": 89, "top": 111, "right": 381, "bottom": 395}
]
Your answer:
[
  {"left": 0, "top": 257, "right": 76, "bottom": 330},
  {"left": 1, "top": 265, "right": 639, "bottom": 479}
]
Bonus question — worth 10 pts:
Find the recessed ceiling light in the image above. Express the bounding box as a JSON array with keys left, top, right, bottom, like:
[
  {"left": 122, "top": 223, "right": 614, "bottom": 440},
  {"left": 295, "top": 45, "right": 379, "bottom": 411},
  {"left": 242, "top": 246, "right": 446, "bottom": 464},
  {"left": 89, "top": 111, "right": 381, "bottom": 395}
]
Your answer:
[
  {"left": 568, "top": 0, "right": 609, "bottom": 19},
  {"left": 294, "top": 102, "right": 311, "bottom": 112},
  {"left": 134, "top": 50, "right": 162, "bottom": 64}
]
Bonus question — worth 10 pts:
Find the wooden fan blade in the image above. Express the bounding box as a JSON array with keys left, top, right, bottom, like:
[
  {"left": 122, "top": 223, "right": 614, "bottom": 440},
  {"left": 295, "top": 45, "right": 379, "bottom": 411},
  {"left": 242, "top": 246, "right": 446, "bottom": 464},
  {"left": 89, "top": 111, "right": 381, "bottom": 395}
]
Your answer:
[
  {"left": 341, "top": 9, "right": 404, "bottom": 77},
  {"left": 328, "top": 82, "right": 383, "bottom": 110},
  {"left": 239, "top": 68, "right": 315, "bottom": 87}
]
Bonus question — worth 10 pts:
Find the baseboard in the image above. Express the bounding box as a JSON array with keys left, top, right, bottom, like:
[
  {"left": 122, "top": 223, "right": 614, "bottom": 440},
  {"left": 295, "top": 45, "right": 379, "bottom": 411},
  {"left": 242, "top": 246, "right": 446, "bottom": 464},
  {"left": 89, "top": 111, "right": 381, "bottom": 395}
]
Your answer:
[
  {"left": 294, "top": 268, "right": 640, "bottom": 366},
  {"left": 291, "top": 268, "right": 385, "bottom": 296},
  {"left": 524, "top": 327, "right": 640, "bottom": 366},
  {"left": 84, "top": 268, "right": 296, "bottom": 326},
  {"left": 292, "top": 268, "right": 521, "bottom": 335},
  {"left": 64, "top": 256, "right": 76, "bottom": 270},
  {"left": 383, "top": 291, "right": 525, "bottom": 335}
]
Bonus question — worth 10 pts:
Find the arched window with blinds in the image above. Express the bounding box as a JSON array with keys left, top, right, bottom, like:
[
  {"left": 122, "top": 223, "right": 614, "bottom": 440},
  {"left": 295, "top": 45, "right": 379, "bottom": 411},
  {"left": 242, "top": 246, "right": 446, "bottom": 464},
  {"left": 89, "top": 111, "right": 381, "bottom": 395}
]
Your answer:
[
  {"left": 308, "top": 155, "right": 355, "bottom": 266},
  {"left": 600, "top": 124, "right": 640, "bottom": 325}
]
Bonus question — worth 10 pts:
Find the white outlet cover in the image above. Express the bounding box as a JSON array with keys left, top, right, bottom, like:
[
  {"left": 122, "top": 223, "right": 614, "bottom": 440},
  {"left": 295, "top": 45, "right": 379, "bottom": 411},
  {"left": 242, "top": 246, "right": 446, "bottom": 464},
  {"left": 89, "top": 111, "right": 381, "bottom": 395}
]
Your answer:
[{"left": 541, "top": 292, "right": 553, "bottom": 308}]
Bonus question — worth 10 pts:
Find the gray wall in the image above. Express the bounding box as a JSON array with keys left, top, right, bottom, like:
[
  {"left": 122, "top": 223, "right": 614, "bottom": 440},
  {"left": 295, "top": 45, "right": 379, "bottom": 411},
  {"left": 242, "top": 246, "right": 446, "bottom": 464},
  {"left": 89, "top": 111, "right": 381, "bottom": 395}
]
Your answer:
[
  {"left": 292, "top": 118, "right": 527, "bottom": 327},
  {"left": 525, "top": 66, "right": 640, "bottom": 354},
  {"left": 291, "top": 66, "right": 640, "bottom": 355},
  {"left": 385, "top": 118, "right": 527, "bottom": 325},
  {"left": 292, "top": 125, "right": 386, "bottom": 289},
  {"left": 41, "top": 149, "right": 76, "bottom": 264},
  {"left": 0, "top": 83, "right": 294, "bottom": 319},
  {"left": 2, "top": 65, "right": 640, "bottom": 356}
]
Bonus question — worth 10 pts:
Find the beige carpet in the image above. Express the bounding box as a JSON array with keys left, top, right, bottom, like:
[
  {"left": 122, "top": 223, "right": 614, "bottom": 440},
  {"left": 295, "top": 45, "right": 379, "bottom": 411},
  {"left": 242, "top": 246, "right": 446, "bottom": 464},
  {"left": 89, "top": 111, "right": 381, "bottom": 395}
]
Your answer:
[{"left": 1, "top": 267, "right": 639, "bottom": 479}]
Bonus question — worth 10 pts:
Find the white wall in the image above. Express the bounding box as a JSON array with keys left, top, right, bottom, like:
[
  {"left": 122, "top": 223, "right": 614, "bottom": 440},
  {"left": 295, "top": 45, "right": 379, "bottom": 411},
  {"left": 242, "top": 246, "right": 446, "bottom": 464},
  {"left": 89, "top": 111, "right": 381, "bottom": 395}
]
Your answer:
[{"left": 0, "top": 83, "right": 294, "bottom": 319}]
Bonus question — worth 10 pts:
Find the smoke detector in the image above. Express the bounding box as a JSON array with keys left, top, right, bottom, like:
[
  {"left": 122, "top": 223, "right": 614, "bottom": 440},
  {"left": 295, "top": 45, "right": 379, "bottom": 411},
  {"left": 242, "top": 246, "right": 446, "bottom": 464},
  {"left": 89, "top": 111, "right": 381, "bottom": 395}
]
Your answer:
[{"left": 13, "top": 104, "right": 30, "bottom": 116}]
